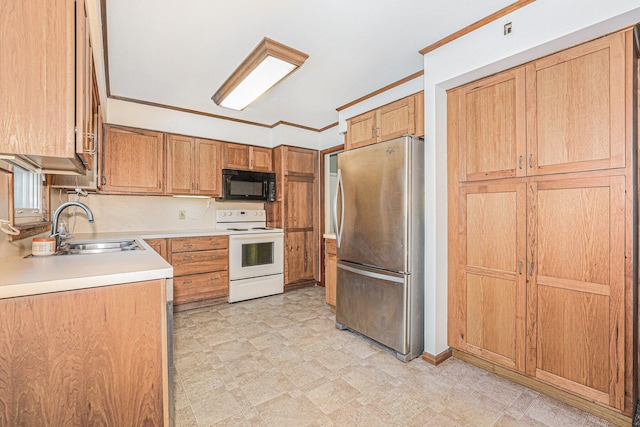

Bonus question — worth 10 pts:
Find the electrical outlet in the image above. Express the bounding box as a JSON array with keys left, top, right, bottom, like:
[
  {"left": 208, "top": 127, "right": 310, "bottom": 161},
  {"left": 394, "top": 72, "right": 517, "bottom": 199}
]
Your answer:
[
  {"left": 504, "top": 22, "right": 513, "bottom": 35},
  {"left": 179, "top": 210, "right": 186, "bottom": 220}
]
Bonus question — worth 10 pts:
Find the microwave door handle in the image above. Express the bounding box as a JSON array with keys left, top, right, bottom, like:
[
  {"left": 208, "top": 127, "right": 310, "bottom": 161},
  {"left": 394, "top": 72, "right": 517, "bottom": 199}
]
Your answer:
[{"left": 334, "top": 169, "right": 344, "bottom": 248}]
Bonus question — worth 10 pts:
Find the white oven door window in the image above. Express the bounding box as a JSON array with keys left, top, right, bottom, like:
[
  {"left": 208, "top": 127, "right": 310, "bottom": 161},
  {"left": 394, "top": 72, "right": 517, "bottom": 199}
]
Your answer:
[{"left": 229, "top": 233, "right": 284, "bottom": 280}]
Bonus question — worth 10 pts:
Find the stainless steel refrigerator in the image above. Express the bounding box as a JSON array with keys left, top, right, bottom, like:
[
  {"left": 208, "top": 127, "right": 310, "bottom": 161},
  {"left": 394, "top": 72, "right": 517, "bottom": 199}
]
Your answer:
[{"left": 334, "top": 135, "right": 424, "bottom": 362}]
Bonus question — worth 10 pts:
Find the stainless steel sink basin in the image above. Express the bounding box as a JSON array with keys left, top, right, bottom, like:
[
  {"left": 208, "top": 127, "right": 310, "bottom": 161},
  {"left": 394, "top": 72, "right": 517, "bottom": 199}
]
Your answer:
[{"left": 56, "top": 239, "right": 145, "bottom": 255}]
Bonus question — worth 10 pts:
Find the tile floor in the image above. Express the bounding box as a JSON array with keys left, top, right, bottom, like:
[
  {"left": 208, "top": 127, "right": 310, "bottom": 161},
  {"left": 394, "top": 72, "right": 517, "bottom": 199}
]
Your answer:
[{"left": 173, "top": 286, "right": 613, "bottom": 427}]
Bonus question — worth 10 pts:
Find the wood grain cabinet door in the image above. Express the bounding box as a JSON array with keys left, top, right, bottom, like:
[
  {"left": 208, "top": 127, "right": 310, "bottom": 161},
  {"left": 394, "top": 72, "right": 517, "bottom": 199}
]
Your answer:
[
  {"left": 285, "top": 230, "right": 317, "bottom": 284},
  {"left": 377, "top": 96, "right": 416, "bottom": 142},
  {"left": 250, "top": 146, "right": 272, "bottom": 171},
  {"left": 346, "top": 111, "right": 377, "bottom": 151},
  {"left": 195, "top": 138, "right": 222, "bottom": 196},
  {"left": 224, "top": 143, "right": 250, "bottom": 169},
  {"left": 526, "top": 32, "right": 626, "bottom": 176},
  {"left": 102, "top": 126, "right": 165, "bottom": 194},
  {"left": 525, "top": 176, "right": 626, "bottom": 410},
  {"left": 455, "top": 182, "right": 527, "bottom": 371},
  {"left": 459, "top": 67, "right": 526, "bottom": 182},
  {"left": 166, "top": 134, "right": 195, "bottom": 195}
]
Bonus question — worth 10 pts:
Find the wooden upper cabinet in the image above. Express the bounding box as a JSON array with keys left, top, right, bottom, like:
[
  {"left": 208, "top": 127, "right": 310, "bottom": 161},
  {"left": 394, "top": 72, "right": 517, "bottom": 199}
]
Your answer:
[
  {"left": 223, "top": 143, "right": 272, "bottom": 171},
  {"left": 284, "top": 146, "right": 317, "bottom": 176},
  {"left": 346, "top": 93, "right": 424, "bottom": 151},
  {"left": 346, "top": 111, "right": 378, "bottom": 150},
  {"left": 458, "top": 68, "right": 526, "bottom": 182},
  {"left": 251, "top": 146, "right": 272, "bottom": 171},
  {"left": 526, "top": 32, "right": 626, "bottom": 175},
  {"left": 378, "top": 96, "right": 416, "bottom": 142},
  {"left": 224, "top": 143, "right": 250, "bottom": 169},
  {"left": 166, "top": 135, "right": 222, "bottom": 197},
  {"left": 102, "top": 125, "right": 165, "bottom": 194},
  {"left": 166, "top": 134, "right": 195, "bottom": 195},
  {"left": 195, "top": 138, "right": 223, "bottom": 196},
  {"left": 0, "top": 0, "right": 93, "bottom": 172},
  {"left": 75, "top": 0, "right": 94, "bottom": 169}
]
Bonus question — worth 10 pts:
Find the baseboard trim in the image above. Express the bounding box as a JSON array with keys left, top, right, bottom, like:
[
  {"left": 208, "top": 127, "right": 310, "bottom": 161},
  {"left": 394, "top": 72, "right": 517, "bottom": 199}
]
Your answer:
[
  {"left": 284, "top": 281, "right": 317, "bottom": 292},
  {"left": 422, "top": 348, "right": 453, "bottom": 366},
  {"left": 452, "top": 350, "right": 632, "bottom": 427},
  {"left": 174, "top": 295, "right": 228, "bottom": 312}
]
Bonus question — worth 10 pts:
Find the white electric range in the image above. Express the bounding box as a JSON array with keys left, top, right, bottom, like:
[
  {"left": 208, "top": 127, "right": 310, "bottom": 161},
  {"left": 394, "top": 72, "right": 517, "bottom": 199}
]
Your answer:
[{"left": 216, "top": 209, "right": 284, "bottom": 303}]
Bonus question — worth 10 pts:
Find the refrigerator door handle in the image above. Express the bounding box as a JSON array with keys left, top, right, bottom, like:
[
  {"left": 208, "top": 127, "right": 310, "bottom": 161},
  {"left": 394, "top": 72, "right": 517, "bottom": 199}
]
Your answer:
[
  {"left": 337, "top": 262, "right": 405, "bottom": 283},
  {"left": 334, "top": 168, "right": 345, "bottom": 248}
]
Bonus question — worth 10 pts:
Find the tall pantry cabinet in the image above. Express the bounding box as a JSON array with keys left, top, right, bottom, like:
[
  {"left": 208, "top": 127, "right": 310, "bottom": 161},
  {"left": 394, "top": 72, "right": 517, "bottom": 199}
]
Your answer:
[
  {"left": 266, "top": 146, "right": 319, "bottom": 288},
  {"left": 448, "top": 30, "right": 636, "bottom": 420}
]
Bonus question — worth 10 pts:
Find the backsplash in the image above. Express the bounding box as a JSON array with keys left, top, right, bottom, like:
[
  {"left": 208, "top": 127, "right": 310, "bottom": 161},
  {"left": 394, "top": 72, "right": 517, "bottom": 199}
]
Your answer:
[{"left": 51, "top": 192, "right": 262, "bottom": 234}]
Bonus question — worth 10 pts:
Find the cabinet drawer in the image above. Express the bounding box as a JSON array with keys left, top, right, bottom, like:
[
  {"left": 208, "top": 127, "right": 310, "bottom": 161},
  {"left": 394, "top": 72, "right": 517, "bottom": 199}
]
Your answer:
[
  {"left": 325, "top": 239, "right": 336, "bottom": 255},
  {"left": 174, "top": 271, "right": 229, "bottom": 304},
  {"left": 172, "top": 249, "right": 228, "bottom": 276},
  {"left": 170, "top": 236, "right": 228, "bottom": 253}
]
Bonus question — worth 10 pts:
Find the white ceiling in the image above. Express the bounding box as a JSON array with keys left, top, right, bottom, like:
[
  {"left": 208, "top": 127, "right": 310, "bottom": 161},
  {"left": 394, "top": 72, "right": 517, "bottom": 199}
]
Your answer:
[{"left": 106, "top": 0, "right": 515, "bottom": 130}]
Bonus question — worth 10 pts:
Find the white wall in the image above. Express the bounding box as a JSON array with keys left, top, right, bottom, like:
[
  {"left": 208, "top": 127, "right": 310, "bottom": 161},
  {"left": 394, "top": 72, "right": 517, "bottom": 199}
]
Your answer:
[
  {"left": 319, "top": 125, "right": 343, "bottom": 151},
  {"left": 422, "top": 0, "right": 640, "bottom": 356}
]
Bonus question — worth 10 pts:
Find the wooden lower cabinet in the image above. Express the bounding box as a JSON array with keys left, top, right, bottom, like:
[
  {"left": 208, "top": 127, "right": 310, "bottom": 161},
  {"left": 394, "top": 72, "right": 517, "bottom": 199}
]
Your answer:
[
  {"left": 267, "top": 145, "right": 319, "bottom": 288},
  {"left": 451, "top": 175, "right": 629, "bottom": 414},
  {"left": 526, "top": 176, "right": 626, "bottom": 408},
  {"left": 0, "top": 280, "right": 168, "bottom": 425},
  {"left": 285, "top": 230, "right": 317, "bottom": 284},
  {"left": 168, "top": 236, "right": 229, "bottom": 304},
  {"left": 455, "top": 182, "right": 527, "bottom": 371},
  {"left": 325, "top": 238, "right": 336, "bottom": 307},
  {"left": 145, "top": 237, "right": 168, "bottom": 261}
]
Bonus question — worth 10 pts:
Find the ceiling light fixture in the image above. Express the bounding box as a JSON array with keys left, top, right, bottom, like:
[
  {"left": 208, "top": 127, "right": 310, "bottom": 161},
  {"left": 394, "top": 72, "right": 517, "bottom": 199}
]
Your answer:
[{"left": 212, "top": 37, "right": 308, "bottom": 111}]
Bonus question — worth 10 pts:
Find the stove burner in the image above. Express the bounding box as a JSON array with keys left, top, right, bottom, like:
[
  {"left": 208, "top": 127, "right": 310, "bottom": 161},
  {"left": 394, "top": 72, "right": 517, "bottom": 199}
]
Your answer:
[
  {"left": 251, "top": 227, "right": 273, "bottom": 230},
  {"left": 227, "top": 228, "right": 249, "bottom": 231}
]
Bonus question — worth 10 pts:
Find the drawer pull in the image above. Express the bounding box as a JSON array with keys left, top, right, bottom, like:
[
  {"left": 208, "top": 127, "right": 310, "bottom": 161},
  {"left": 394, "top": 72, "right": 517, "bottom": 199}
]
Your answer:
[
  {"left": 183, "top": 280, "right": 192, "bottom": 285},
  {"left": 210, "top": 256, "right": 218, "bottom": 259},
  {"left": 183, "top": 257, "right": 193, "bottom": 261},
  {"left": 210, "top": 242, "right": 220, "bottom": 245},
  {"left": 182, "top": 243, "right": 193, "bottom": 247}
]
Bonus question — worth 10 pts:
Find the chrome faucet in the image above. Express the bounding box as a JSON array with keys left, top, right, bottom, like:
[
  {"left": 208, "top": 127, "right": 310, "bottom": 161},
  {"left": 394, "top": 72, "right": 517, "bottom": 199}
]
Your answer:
[{"left": 50, "top": 201, "right": 94, "bottom": 250}]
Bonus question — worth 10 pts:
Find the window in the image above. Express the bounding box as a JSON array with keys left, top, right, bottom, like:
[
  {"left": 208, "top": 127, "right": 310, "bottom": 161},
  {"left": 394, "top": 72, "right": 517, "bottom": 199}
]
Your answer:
[{"left": 13, "top": 169, "right": 45, "bottom": 225}]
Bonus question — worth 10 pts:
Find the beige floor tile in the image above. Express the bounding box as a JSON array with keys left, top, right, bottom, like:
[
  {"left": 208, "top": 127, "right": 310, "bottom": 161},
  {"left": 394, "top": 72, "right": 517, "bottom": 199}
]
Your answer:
[
  {"left": 172, "top": 286, "right": 611, "bottom": 427},
  {"left": 255, "top": 393, "right": 324, "bottom": 427}
]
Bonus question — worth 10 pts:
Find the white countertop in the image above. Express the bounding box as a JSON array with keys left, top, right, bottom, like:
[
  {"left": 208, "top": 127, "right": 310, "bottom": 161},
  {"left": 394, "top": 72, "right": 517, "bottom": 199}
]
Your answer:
[{"left": 0, "top": 228, "right": 283, "bottom": 300}]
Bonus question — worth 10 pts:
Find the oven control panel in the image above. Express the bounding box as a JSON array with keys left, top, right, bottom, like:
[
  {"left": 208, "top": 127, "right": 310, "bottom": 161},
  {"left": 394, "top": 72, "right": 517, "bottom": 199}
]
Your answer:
[{"left": 216, "top": 209, "right": 266, "bottom": 222}]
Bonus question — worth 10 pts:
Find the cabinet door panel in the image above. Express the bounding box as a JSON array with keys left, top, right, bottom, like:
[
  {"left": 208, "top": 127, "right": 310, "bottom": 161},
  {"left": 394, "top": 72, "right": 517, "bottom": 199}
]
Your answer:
[
  {"left": 251, "top": 147, "right": 272, "bottom": 171},
  {"left": 0, "top": 0, "right": 75, "bottom": 158},
  {"left": 458, "top": 183, "right": 526, "bottom": 370},
  {"left": 377, "top": 96, "right": 415, "bottom": 142},
  {"left": 285, "top": 147, "right": 317, "bottom": 176},
  {"left": 466, "top": 274, "right": 517, "bottom": 361},
  {"left": 285, "top": 230, "right": 316, "bottom": 284},
  {"left": 286, "top": 177, "right": 315, "bottom": 230},
  {"left": 527, "top": 176, "right": 625, "bottom": 408},
  {"left": 346, "top": 111, "right": 377, "bottom": 151},
  {"left": 166, "top": 134, "right": 194, "bottom": 195},
  {"left": 460, "top": 68, "right": 526, "bottom": 181},
  {"left": 527, "top": 32, "right": 626, "bottom": 175},
  {"left": 195, "top": 139, "right": 222, "bottom": 196},
  {"left": 102, "top": 126, "right": 164, "bottom": 194},
  {"left": 224, "top": 143, "right": 250, "bottom": 169}
]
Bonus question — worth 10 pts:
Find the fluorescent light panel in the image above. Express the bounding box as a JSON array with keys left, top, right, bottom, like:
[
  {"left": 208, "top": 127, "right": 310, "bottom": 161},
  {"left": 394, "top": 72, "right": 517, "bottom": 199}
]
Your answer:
[{"left": 212, "top": 38, "right": 308, "bottom": 111}]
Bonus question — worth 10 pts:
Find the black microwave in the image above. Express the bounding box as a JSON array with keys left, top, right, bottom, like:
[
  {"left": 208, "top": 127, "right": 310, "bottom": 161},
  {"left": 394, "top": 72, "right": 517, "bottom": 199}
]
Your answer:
[{"left": 220, "top": 169, "right": 276, "bottom": 202}]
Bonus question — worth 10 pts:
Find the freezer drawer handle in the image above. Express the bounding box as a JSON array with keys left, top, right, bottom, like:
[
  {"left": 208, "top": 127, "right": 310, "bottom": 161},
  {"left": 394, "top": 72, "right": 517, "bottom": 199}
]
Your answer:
[{"left": 337, "top": 263, "right": 404, "bottom": 283}]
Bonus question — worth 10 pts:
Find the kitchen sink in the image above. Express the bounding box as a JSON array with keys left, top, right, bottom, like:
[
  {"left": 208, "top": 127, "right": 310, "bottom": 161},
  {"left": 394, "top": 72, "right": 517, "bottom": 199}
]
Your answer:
[{"left": 56, "top": 239, "right": 145, "bottom": 255}]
